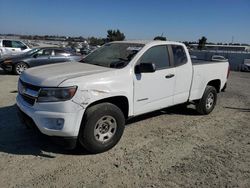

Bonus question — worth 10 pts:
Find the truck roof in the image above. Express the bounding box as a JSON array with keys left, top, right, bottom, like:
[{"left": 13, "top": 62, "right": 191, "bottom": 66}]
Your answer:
[{"left": 110, "top": 40, "right": 184, "bottom": 46}]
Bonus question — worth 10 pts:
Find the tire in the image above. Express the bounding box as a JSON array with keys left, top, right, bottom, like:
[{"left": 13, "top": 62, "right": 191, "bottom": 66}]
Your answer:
[
  {"left": 79, "top": 102, "right": 125, "bottom": 153},
  {"left": 13, "top": 62, "right": 28, "bottom": 75},
  {"left": 196, "top": 86, "right": 217, "bottom": 115}
]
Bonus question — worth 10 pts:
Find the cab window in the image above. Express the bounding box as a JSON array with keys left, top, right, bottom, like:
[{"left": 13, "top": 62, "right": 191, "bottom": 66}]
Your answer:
[
  {"left": 171, "top": 45, "right": 187, "bottom": 66},
  {"left": 11, "top": 41, "right": 26, "bottom": 49},
  {"left": 2, "top": 40, "right": 12, "bottom": 47},
  {"left": 2, "top": 40, "right": 27, "bottom": 49},
  {"left": 139, "top": 45, "right": 170, "bottom": 70}
]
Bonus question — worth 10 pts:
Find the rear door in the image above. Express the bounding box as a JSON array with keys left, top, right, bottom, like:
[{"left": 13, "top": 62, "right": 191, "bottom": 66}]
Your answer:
[
  {"left": 170, "top": 45, "right": 192, "bottom": 105},
  {"left": 50, "top": 49, "right": 70, "bottom": 63},
  {"left": 134, "top": 45, "right": 175, "bottom": 115}
]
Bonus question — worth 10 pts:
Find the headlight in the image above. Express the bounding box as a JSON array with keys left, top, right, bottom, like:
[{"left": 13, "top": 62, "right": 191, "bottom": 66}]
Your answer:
[{"left": 37, "top": 86, "right": 77, "bottom": 102}]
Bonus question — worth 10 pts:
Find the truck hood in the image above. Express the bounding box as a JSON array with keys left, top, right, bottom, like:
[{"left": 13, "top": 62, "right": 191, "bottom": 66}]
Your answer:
[{"left": 20, "top": 62, "right": 112, "bottom": 87}]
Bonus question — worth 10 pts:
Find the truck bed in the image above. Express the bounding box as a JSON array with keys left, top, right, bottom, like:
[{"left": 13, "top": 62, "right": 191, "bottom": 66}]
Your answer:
[
  {"left": 192, "top": 59, "right": 227, "bottom": 65},
  {"left": 189, "top": 59, "right": 229, "bottom": 101}
]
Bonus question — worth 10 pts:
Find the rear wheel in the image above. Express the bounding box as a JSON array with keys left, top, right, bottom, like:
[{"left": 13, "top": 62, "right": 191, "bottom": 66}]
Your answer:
[
  {"left": 196, "top": 86, "right": 217, "bottom": 115},
  {"left": 79, "top": 103, "right": 125, "bottom": 153},
  {"left": 14, "top": 62, "right": 28, "bottom": 75}
]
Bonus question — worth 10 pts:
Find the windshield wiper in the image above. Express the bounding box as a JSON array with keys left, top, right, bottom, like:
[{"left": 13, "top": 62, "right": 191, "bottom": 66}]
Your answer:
[
  {"left": 118, "top": 57, "right": 129, "bottom": 61},
  {"left": 93, "top": 63, "right": 102, "bottom": 66},
  {"left": 80, "top": 60, "right": 103, "bottom": 67},
  {"left": 91, "top": 62, "right": 107, "bottom": 68}
]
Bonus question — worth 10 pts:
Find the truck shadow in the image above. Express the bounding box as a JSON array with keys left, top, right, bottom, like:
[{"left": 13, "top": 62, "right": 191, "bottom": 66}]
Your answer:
[
  {"left": 0, "top": 104, "right": 199, "bottom": 158},
  {"left": 127, "top": 104, "right": 200, "bottom": 125}
]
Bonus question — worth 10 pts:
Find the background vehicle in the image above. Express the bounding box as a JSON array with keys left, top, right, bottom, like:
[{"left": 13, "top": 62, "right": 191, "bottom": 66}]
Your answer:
[
  {"left": 240, "top": 59, "right": 250, "bottom": 72},
  {"left": 17, "top": 41, "right": 229, "bottom": 153},
  {"left": 64, "top": 47, "right": 77, "bottom": 54},
  {"left": 211, "top": 55, "right": 227, "bottom": 61},
  {"left": 0, "top": 47, "right": 83, "bottom": 75},
  {"left": 79, "top": 47, "right": 92, "bottom": 55},
  {"left": 0, "top": 39, "right": 30, "bottom": 57},
  {"left": 80, "top": 46, "right": 99, "bottom": 56}
]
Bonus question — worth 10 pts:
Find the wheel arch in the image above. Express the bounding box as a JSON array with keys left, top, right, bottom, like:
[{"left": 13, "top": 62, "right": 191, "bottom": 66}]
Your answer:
[
  {"left": 13, "top": 61, "right": 30, "bottom": 67},
  {"left": 84, "top": 96, "right": 129, "bottom": 119},
  {"left": 207, "top": 79, "right": 221, "bottom": 93},
  {"left": 78, "top": 96, "right": 128, "bottom": 153},
  {"left": 13, "top": 61, "right": 30, "bottom": 74}
]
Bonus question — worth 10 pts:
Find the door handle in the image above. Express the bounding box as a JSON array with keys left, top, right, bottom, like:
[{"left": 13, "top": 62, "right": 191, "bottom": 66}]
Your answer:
[{"left": 165, "top": 74, "right": 175, "bottom": 79}]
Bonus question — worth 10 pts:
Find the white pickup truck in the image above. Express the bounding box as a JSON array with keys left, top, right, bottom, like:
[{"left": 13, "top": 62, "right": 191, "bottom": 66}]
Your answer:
[
  {"left": 0, "top": 39, "right": 31, "bottom": 57},
  {"left": 17, "top": 41, "right": 229, "bottom": 153}
]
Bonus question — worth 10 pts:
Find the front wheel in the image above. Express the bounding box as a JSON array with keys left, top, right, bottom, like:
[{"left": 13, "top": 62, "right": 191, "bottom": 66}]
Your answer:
[
  {"left": 14, "top": 62, "right": 28, "bottom": 75},
  {"left": 196, "top": 86, "right": 217, "bottom": 115},
  {"left": 79, "top": 103, "right": 125, "bottom": 153}
]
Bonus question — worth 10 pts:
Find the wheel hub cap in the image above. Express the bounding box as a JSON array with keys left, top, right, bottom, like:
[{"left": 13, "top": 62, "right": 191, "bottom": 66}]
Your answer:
[
  {"left": 206, "top": 92, "right": 214, "bottom": 109},
  {"left": 94, "top": 116, "right": 117, "bottom": 143}
]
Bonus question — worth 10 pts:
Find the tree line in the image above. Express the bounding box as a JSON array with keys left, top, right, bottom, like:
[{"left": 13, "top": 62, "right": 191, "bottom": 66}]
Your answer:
[{"left": 2, "top": 31, "right": 246, "bottom": 48}]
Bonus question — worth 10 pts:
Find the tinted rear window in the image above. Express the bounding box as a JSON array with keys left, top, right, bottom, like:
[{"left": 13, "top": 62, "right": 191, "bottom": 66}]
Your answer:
[
  {"left": 3, "top": 40, "right": 12, "bottom": 47},
  {"left": 171, "top": 45, "right": 187, "bottom": 66}
]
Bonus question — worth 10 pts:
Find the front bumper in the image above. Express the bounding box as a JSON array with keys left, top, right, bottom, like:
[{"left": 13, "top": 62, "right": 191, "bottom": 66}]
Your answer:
[
  {"left": 0, "top": 63, "right": 12, "bottom": 72},
  {"left": 17, "top": 107, "right": 78, "bottom": 149},
  {"left": 16, "top": 94, "right": 85, "bottom": 138}
]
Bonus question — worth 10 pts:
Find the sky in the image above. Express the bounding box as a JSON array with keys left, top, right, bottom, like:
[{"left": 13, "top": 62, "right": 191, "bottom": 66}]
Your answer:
[{"left": 0, "top": 0, "right": 250, "bottom": 43}]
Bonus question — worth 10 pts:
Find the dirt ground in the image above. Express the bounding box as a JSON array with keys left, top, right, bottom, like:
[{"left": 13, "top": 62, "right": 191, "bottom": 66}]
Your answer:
[{"left": 0, "top": 69, "right": 249, "bottom": 188}]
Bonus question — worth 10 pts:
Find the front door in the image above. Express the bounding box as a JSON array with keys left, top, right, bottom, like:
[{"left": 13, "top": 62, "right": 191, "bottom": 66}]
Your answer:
[
  {"left": 134, "top": 45, "right": 175, "bottom": 115},
  {"left": 29, "top": 49, "right": 53, "bottom": 67}
]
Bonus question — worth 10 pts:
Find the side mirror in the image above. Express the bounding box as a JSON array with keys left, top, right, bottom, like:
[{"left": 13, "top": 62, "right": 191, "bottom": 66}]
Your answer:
[{"left": 135, "top": 63, "right": 156, "bottom": 74}]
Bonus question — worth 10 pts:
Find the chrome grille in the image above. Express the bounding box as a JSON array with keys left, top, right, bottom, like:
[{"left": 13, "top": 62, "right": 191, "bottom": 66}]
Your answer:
[{"left": 18, "top": 80, "right": 40, "bottom": 106}]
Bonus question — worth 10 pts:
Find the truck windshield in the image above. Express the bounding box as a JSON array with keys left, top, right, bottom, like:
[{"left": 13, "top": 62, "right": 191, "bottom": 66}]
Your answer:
[{"left": 82, "top": 43, "right": 144, "bottom": 68}]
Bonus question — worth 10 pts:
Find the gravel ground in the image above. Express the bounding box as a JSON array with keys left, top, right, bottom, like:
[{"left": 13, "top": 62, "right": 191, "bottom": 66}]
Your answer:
[{"left": 0, "top": 69, "right": 249, "bottom": 188}]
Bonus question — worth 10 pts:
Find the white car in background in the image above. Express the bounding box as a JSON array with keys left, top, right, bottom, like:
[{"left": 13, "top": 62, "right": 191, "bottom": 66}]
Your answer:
[
  {"left": 211, "top": 55, "right": 227, "bottom": 61},
  {"left": 241, "top": 59, "right": 250, "bottom": 72},
  {"left": 0, "top": 39, "right": 31, "bottom": 57}
]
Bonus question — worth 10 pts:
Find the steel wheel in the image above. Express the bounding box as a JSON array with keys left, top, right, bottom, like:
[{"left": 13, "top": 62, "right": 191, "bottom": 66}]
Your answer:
[
  {"left": 206, "top": 92, "right": 214, "bottom": 110},
  {"left": 196, "top": 86, "right": 217, "bottom": 115},
  {"left": 79, "top": 102, "right": 125, "bottom": 153},
  {"left": 94, "top": 115, "right": 117, "bottom": 143}
]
